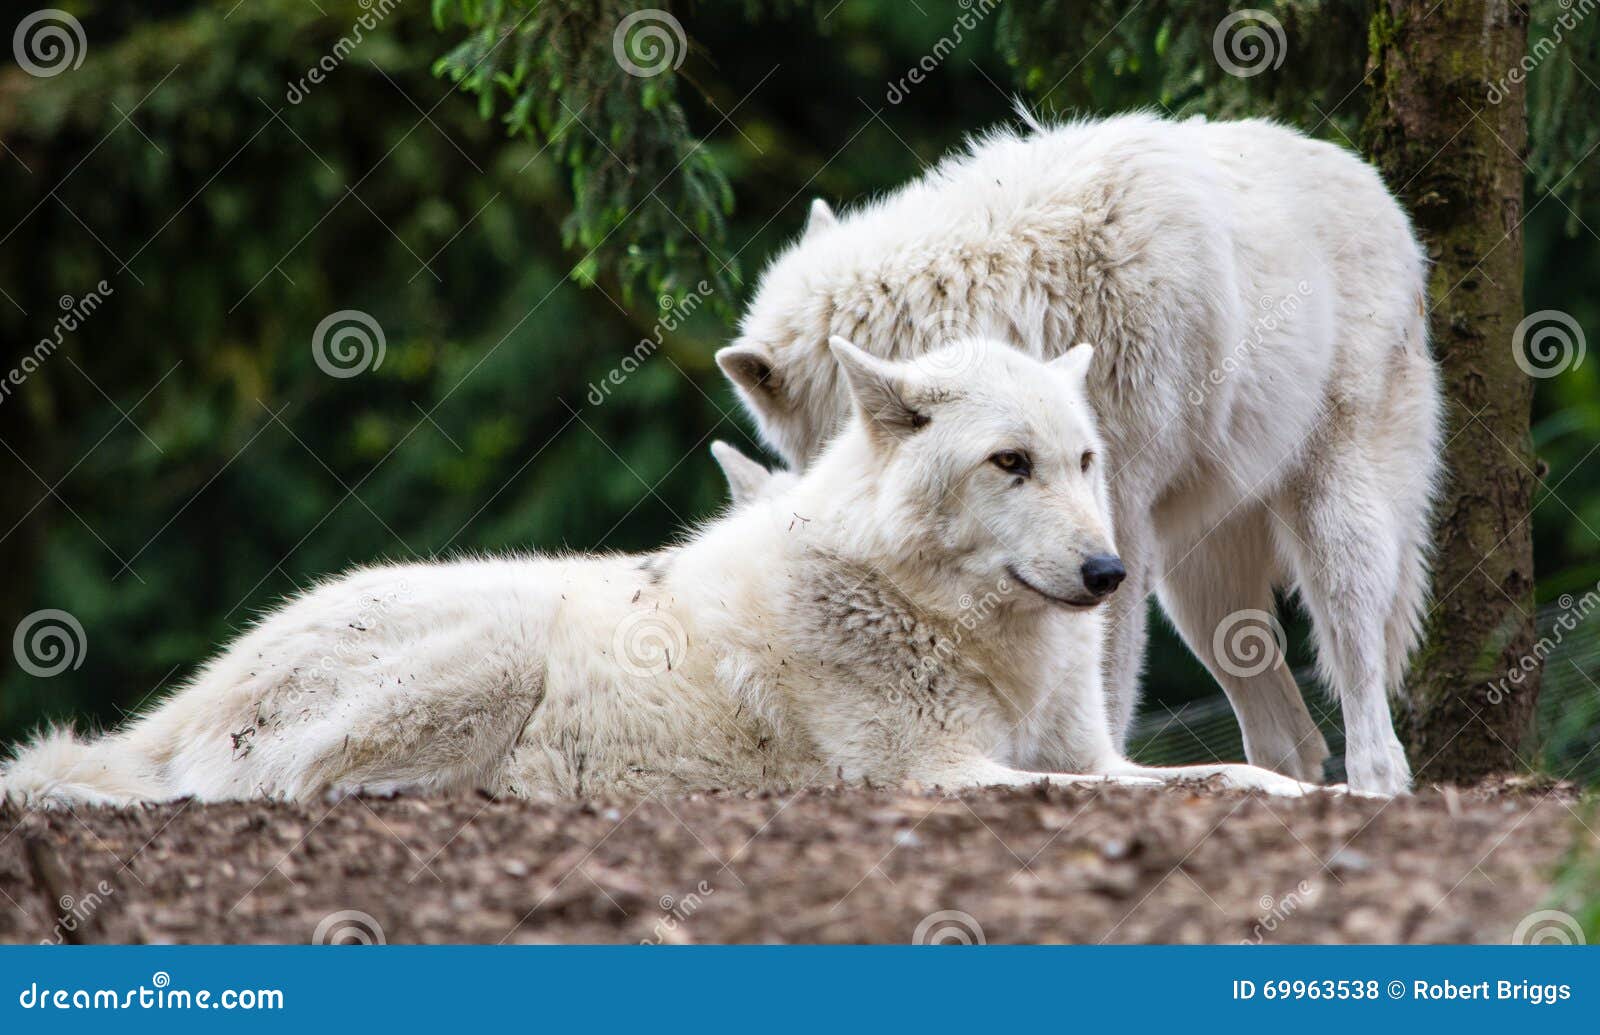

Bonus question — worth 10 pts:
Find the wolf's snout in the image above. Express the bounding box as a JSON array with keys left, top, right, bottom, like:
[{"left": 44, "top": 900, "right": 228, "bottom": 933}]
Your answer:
[{"left": 1080, "top": 554, "right": 1126, "bottom": 598}]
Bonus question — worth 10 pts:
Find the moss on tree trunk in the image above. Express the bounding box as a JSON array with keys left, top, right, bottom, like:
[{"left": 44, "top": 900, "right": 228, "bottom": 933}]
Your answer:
[{"left": 1364, "top": 0, "right": 1539, "bottom": 781}]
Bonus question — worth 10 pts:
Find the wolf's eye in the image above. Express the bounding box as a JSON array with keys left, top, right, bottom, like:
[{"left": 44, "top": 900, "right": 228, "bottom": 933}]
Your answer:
[
  {"left": 1080, "top": 450, "right": 1096, "bottom": 473},
  {"left": 990, "top": 450, "right": 1031, "bottom": 477}
]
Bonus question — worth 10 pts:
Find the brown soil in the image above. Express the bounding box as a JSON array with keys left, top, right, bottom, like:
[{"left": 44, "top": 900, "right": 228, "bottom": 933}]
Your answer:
[{"left": 0, "top": 777, "right": 1585, "bottom": 945}]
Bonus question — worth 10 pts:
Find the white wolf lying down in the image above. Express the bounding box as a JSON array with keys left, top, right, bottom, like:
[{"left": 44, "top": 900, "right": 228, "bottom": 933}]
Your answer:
[
  {"left": 3, "top": 339, "right": 1335, "bottom": 807},
  {"left": 718, "top": 113, "right": 1442, "bottom": 795}
]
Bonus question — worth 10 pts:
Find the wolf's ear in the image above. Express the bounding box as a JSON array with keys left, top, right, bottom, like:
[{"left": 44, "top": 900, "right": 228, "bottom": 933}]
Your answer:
[
  {"left": 1051, "top": 342, "right": 1095, "bottom": 381},
  {"left": 710, "top": 440, "right": 773, "bottom": 504},
  {"left": 716, "top": 344, "right": 785, "bottom": 415},
  {"left": 828, "top": 336, "right": 927, "bottom": 440},
  {"left": 803, "top": 198, "right": 837, "bottom": 239}
]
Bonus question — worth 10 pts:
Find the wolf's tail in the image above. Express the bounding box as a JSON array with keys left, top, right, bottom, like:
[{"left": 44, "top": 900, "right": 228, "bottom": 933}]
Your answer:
[{"left": 1, "top": 726, "right": 166, "bottom": 808}]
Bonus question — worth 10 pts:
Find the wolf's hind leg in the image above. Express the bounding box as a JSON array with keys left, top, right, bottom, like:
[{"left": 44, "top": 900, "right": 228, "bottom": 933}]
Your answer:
[
  {"left": 1155, "top": 507, "right": 1330, "bottom": 783},
  {"left": 281, "top": 665, "right": 545, "bottom": 801}
]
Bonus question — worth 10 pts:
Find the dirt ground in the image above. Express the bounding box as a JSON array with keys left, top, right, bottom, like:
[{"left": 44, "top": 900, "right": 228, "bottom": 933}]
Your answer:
[{"left": 0, "top": 777, "right": 1587, "bottom": 945}]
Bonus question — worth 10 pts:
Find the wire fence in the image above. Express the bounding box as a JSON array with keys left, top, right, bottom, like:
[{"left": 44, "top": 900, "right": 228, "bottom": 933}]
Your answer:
[{"left": 1129, "top": 602, "right": 1600, "bottom": 785}]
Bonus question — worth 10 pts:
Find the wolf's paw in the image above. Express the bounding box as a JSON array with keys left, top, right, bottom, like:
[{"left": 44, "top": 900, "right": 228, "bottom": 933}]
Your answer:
[{"left": 1344, "top": 742, "right": 1413, "bottom": 797}]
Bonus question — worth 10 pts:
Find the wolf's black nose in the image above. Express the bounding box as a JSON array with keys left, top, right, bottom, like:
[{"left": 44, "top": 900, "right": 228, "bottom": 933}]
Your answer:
[{"left": 1081, "top": 554, "right": 1126, "bottom": 598}]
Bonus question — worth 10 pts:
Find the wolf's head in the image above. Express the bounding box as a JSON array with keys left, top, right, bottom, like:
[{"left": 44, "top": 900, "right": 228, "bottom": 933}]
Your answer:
[{"left": 806, "top": 336, "right": 1122, "bottom": 610}]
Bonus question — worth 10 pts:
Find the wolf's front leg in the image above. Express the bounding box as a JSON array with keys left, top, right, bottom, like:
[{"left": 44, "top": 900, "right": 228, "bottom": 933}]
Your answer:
[
  {"left": 1101, "top": 762, "right": 1372, "bottom": 797},
  {"left": 915, "top": 756, "right": 1163, "bottom": 791}
]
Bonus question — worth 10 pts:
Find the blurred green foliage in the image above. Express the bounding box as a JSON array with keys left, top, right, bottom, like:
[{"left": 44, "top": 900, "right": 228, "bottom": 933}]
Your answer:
[{"left": 0, "top": 0, "right": 1596, "bottom": 782}]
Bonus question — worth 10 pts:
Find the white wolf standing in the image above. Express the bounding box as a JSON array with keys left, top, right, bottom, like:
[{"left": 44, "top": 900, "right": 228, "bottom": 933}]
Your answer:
[
  {"left": 3, "top": 339, "right": 1326, "bottom": 808},
  {"left": 717, "top": 114, "right": 1442, "bottom": 795}
]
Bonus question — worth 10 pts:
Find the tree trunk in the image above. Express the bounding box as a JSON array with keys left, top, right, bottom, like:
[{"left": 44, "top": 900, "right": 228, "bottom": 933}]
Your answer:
[{"left": 1364, "top": 0, "right": 1538, "bottom": 781}]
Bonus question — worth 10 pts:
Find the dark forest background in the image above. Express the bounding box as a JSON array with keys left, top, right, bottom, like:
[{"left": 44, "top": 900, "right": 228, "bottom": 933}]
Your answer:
[{"left": 1, "top": 1, "right": 1595, "bottom": 776}]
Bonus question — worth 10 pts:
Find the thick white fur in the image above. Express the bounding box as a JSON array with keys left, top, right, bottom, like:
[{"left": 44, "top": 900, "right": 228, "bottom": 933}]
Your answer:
[
  {"left": 709, "top": 440, "right": 797, "bottom": 504},
  {"left": 3, "top": 340, "right": 1329, "bottom": 808},
  {"left": 719, "top": 113, "right": 1442, "bottom": 795}
]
